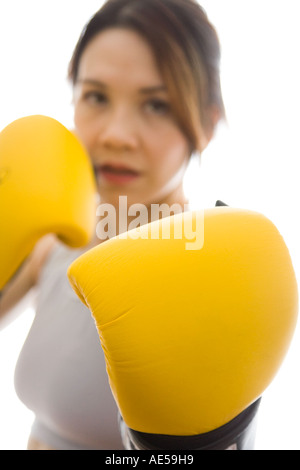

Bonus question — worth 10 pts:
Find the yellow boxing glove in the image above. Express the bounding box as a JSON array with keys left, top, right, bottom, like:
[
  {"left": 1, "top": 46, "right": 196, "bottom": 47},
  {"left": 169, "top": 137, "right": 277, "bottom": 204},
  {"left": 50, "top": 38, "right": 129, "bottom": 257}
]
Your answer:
[
  {"left": 68, "top": 209, "right": 298, "bottom": 441},
  {"left": 0, "top": 115, "right": 97, "bottom": 290}
]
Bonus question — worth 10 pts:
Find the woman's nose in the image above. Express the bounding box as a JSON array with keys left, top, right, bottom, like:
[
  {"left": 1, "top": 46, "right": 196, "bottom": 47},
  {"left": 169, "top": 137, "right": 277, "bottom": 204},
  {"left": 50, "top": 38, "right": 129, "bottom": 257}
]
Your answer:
[{"left": 98, "top": 107, "right": 139, "bottom": 151}]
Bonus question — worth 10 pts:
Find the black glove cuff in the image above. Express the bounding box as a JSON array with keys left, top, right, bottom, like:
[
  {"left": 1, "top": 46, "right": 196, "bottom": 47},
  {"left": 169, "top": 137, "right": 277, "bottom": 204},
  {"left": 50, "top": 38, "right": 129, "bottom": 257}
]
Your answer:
[{"left": 123, "top": 398, "right": 261, "bottom": 450}]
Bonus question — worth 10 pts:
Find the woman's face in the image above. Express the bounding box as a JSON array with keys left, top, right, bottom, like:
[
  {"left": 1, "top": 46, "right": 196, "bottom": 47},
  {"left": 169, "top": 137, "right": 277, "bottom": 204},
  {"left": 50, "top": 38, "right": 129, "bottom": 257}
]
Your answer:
[{"left": 73, "top": 27, "right": 190, "bottom": 208}]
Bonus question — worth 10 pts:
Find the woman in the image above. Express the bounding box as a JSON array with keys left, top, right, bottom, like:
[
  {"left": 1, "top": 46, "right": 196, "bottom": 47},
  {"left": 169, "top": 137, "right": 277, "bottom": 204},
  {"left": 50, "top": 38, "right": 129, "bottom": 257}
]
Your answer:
[{"left": 0, "top": 0, "right": 225, "bottom": 450}]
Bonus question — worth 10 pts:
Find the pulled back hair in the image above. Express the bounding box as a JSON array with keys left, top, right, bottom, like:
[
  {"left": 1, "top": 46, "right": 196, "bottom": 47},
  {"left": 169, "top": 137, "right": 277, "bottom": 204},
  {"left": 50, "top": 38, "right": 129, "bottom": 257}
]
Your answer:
[{"left": 68, "top": 0, "right": 225, "bottom": 153}]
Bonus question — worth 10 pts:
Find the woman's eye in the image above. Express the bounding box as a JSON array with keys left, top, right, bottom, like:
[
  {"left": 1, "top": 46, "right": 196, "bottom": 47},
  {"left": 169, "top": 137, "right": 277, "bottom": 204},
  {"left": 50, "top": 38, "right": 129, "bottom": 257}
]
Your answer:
[
  {"left": 144, "top": 99, "right": 170, "bottom": 115},
  {"left": 83, "top": 91, "right": 107, "bottom": 106}
]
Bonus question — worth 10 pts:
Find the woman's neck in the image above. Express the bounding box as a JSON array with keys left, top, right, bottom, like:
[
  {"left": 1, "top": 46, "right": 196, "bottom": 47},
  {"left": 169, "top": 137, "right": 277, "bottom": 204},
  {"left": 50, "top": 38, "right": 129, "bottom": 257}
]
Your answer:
[{"left": 95, "top": 187, "right": 189, "bottom": 243}]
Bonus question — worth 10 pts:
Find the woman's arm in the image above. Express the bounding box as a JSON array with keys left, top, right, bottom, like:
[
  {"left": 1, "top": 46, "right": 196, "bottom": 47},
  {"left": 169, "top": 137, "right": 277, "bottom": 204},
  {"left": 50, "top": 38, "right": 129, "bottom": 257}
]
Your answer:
[{"left": 0, "top": 235, "right": 56, "bottom": 329}]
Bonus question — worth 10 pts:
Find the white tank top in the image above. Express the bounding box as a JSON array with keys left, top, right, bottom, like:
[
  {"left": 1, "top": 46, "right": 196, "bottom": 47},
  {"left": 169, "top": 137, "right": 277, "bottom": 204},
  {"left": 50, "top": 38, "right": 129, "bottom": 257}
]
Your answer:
[{"left": 14, "top": 242, "right": 123, "bottom": 450}]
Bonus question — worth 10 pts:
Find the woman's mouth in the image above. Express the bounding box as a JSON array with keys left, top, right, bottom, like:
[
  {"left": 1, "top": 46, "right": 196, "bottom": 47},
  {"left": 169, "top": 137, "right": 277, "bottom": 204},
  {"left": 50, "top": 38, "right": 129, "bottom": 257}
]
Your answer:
[{"left": 95, "top": 164, "right": 141, "bottom": 185}]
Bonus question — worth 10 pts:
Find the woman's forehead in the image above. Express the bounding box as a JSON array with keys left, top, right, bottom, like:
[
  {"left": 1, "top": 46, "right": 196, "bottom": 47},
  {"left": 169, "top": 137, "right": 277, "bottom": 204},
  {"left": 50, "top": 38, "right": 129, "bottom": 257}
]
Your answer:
[{"left": 77, "top": 27, "right": 165, "bottom": 88}]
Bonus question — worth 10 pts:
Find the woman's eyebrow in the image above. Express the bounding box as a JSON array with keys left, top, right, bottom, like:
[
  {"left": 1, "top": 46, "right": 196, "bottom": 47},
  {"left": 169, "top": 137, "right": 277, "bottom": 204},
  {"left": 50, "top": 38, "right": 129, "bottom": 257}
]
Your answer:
[
  {"left": 76, "top": 79, "right": 167, "bottom": 94},
  {"left": 76, "top": 78, "right": 107, "bottom": 88},
  {"left": 139, "top": 85, "right": 167, "bottom": 94}
]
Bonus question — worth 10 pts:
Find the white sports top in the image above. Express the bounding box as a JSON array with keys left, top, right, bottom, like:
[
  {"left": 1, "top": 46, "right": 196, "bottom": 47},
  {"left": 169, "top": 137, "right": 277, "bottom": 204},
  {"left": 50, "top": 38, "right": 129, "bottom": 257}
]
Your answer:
[{"left": 14, "top": 242, "right": 123, "bottom": 450}]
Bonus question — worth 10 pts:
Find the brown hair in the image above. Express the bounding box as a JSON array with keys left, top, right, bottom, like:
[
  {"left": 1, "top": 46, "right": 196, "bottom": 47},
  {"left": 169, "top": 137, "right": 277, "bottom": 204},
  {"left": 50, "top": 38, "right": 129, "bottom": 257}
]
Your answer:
[{"left": 68, "top": 0, "right": 225, "bottom": 153}]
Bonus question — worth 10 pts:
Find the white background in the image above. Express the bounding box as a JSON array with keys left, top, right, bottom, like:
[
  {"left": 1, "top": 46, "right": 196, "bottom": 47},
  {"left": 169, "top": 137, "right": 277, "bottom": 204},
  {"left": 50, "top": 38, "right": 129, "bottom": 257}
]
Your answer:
[{"left": 0, "top": 0, "right": 299, "bottom": 450}]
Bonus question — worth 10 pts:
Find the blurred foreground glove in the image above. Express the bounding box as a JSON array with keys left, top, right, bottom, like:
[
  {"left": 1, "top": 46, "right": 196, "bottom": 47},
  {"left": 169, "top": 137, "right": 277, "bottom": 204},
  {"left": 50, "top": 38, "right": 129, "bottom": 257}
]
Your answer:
[
  {"left": 68, "top": 208, "right": 298, "bottom": 438},
  {"left": 0, "top": 115, "right": 97, "bottom": 290}
]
